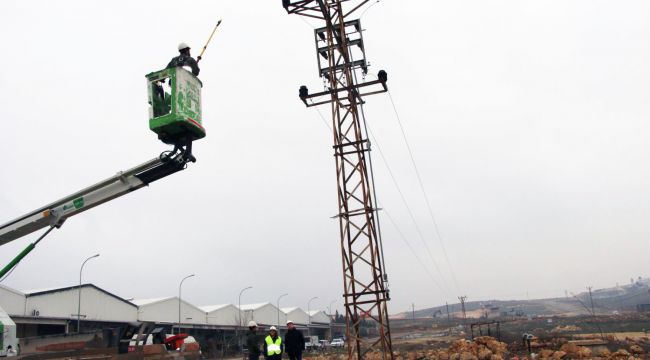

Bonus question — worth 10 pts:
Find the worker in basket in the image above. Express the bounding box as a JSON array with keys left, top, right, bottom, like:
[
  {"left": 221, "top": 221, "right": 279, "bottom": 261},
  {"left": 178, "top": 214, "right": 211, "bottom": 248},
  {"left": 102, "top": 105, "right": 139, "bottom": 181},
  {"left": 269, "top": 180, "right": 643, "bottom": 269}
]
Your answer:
[{"left": 167, "top": 42, "right": 200, "bottom": 76}]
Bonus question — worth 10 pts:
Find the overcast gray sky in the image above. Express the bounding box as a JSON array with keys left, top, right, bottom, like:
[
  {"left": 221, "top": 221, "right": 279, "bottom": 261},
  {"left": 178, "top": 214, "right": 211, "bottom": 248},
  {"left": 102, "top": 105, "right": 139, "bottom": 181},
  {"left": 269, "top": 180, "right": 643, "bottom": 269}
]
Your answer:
[{"left": 1, "top": 0, "right": 649, "bottom": 315}]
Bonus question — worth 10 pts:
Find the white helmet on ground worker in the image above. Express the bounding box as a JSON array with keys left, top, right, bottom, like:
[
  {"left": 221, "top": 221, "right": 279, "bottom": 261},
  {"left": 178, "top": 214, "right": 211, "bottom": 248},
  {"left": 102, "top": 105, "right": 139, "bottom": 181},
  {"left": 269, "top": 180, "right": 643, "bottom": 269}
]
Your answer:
[
  {"left": 286, "top": 320, "right": 294, "bottom": 325},
  {"left": 248, "top": 320, "right": 258, "bottom": 327},
  {"left": 269, "top": 326, "right": 277, "bottom": 331},
  {"left": 178, "top": 42, "right": 190, "bottom": 51}
]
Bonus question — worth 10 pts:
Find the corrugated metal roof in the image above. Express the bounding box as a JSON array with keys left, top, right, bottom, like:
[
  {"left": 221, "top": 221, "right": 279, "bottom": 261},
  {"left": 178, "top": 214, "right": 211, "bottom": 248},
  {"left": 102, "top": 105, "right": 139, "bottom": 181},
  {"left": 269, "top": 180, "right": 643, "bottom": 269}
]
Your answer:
[
  {"left": 24, "top": 284, "right": 135, "bottom": 307},
  {"left": 201, "top": 304, "right": 234, "bottom": 313},
  {"left": 132, "top": 296, "right": 174, "bottom": 306},
  {"left": 238, "top": 302, "right": 271, "bottom": 310},
  {"left": 0, "top": 284, "right": 24, "bottom": 296}
]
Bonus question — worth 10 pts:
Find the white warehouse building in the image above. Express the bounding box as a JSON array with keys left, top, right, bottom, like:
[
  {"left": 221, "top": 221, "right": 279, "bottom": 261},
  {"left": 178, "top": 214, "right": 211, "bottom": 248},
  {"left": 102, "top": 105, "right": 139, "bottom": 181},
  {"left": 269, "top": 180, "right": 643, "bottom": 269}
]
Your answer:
[
  {"left": 133, "top": 297, "right": 207, "bottom": 326},
  {"left": 0, "top": 285, "right": 24, "bottom": 316},
  {"left": 281, "top": 307, "right": 309, "bottom": 325},
  {"left": 0, "top": 284, "right": 138, "bottom": 336},
  {"left": 25, "top": 285, "right": 137, "bottom": 323},
  {"left": 308, "top": 310, "right": 330, "bottom": 324},
  {"left": 239, "top": 303, "right": 281, "bottom": 326},
  {"left": 0, "top": 283, "right": 337, "bottom": 342},
  {"left": 201, "top": 304, "right": 240, "bottom": 327}
]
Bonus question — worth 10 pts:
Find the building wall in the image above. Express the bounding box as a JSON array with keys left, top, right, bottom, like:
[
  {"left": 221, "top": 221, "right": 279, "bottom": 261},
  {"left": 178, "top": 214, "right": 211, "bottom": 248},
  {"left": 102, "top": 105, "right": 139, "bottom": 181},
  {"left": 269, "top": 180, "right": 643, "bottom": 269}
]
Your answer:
[
  {"left": 138, "top": 298, "right": 206, "bottom": 325},
  {"left": 0, "top": 286, "right": 25, "bottom": 316},
  {"left": 26, "top": 287, "right": 137, "bottom": 322},
  {"left": 310, "top": 311, "right": 330, "bottom": 324},
  {"left": 242, "top": 304, "right": 279, "bottom": 326},
  {"left": 285, "top": 308, "right": 309, "bottom": 325},
  {"left": 206, "top": 305, "right": 240, "bottom": 326}
]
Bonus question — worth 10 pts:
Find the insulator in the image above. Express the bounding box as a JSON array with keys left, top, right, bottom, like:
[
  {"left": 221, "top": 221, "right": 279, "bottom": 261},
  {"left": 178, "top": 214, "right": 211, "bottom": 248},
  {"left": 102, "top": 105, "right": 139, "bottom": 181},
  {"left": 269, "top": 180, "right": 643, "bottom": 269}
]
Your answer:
[
  {"left": 378, "top": 70, "right": 388, "bottom": 83},
  {"left": 299, "top": 85, "right": 309, "bottom": 98}
]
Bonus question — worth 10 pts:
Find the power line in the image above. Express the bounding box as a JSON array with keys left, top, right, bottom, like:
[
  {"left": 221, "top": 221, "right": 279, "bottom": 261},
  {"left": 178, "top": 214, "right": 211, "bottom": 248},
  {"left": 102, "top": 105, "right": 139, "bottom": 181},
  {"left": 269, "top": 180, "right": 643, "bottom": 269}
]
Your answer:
[
  {"left": 382, "top": 207, "right": 447, "bottom": 295},
  {"left": 310, "top": 99, "right": 333, "bottom": 132},
  {"left": 360, "top": 0, "right": 382, "bottom": 18},
  {"left": 310, "top": 93, "right": 452, "bottom": 294},
  {"left": 363, "top": 120, "right": 451, "bottom": 292},
  {"left": 347, "top": 55, "right": 452, "bottom": 292},
  {"left": 386, "top": 89, "right": 460, "bottom": 291}
]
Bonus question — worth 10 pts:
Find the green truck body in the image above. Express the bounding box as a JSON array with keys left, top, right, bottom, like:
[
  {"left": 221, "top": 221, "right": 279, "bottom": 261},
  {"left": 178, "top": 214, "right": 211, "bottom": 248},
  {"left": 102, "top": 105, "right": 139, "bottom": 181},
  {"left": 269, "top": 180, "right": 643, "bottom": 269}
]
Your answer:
[
  {"left": 0, "top": 306, "right": 16, "bottom": 356},
  {"left": 146, "top": 67, "right": 205, "bottom": 144}
]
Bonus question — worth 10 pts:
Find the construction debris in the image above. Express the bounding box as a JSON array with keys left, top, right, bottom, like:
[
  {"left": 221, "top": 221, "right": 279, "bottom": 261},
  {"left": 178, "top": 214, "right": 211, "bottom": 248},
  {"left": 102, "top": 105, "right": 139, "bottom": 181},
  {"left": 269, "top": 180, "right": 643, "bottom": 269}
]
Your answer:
[
  {"left": 551, "top": 325, "right": 582, "bottom": 332},
  {"left": 304, "top": 334, "right": 650, "bottom": 360},
  {"left": 306, "top": 337, "right": 510, "bottom": 360}
]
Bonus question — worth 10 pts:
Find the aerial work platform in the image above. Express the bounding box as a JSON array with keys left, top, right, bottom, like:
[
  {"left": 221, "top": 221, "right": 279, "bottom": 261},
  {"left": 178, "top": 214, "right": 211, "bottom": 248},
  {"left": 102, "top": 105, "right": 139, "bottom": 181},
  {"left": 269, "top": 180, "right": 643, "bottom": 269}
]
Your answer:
[
  {"left": 0, "top": 64, "right": 208, "bottom": 279},
  {"left": 146, "top": 67, "right": 205, "bottom": 145}
]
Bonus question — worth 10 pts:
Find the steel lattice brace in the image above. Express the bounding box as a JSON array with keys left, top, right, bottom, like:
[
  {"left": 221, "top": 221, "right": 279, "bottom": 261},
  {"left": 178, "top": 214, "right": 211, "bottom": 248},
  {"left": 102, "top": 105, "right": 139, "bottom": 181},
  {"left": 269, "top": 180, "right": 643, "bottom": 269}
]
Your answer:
[{"left": 283, "top": 1, "right": 393, "bottom": 359}]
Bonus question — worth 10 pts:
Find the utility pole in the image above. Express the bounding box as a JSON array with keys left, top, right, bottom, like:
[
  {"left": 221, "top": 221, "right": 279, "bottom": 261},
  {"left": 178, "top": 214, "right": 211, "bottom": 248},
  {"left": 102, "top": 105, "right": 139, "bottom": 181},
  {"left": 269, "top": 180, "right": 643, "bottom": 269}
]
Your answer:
[
  {"left": 283, "top": 1, "right": 392, "bottom": 360},
  {"left": 587, "top": 286, "right": 595, "bottom": 316},
  {"left": 446, "top": 302, "right": 451, "bottom": 335},
  {"left": 446, "top": 302, "right": 451, "bottom": 322},
  {"left": 412, "top": 303, "right": 415, "bottom": 322},
  {"left": 458, "top": 296, "right": 468, "bottom": 335}
]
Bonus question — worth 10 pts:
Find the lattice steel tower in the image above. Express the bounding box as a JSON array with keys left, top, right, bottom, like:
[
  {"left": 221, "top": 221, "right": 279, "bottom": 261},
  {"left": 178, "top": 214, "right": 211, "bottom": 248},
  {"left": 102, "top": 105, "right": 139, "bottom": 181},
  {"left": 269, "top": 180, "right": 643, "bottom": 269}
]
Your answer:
[{"left": 282, "top": 1, "right": 393, "bottom": 359}]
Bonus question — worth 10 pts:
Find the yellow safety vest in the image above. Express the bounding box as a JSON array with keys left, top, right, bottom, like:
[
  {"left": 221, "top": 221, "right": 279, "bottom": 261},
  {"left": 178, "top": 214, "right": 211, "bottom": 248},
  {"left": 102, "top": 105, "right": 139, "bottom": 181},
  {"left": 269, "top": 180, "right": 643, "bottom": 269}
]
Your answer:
[{"left": 265, "top": 335, "right": 282, "bottom": 356}]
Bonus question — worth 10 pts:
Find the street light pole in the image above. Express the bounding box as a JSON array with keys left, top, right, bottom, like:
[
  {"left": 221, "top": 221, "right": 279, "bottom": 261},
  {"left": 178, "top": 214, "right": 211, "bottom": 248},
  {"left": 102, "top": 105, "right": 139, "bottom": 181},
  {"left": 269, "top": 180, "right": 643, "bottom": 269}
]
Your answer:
[
  {"left": 238, "top": 286, "right": 252, "bottom": 353},
  {"left": 308, "top": 296, "right": 318, "bottom": 337},
  {"left": 178, "top": 274, "right": 195, "bottom": 335},
  {"left": 277, "top": 293, "right": 288, "bottom": 327},
  {"left": 77, "top": 253, "right": 99, "bottom": 333},
  {"left": 328, "top": 300, "right": 336, "bottom": 341}
]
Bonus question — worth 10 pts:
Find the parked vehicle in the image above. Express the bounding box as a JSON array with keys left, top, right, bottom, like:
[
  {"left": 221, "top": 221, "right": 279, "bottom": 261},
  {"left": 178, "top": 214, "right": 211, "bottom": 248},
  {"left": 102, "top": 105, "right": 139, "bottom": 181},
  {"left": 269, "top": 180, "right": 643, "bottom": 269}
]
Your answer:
[
  {"left": 330, "top": 338, "right": 345, "bottom": 348},
  {"left": 331, "top": 339, "right": 344, "bottom": 347},
  {"left": 304, "top": 336, "right": 319, "bottom": 351}
]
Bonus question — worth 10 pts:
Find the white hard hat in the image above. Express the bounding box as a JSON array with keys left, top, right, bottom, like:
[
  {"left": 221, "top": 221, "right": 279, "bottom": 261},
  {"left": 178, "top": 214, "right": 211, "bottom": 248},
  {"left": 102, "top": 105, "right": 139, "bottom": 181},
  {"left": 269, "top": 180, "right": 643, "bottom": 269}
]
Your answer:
[
  {"left": 286, "top": 320, "right": 294, "bottom": 325},
  {"left": 178, "top": 42, "right": 190, "bottom": 51},
  {"left": 270, "top": 326, "right": 277, "bottom": 331},
  {"left": 248, "top": 321, "right": 258, "bottom": 327}
]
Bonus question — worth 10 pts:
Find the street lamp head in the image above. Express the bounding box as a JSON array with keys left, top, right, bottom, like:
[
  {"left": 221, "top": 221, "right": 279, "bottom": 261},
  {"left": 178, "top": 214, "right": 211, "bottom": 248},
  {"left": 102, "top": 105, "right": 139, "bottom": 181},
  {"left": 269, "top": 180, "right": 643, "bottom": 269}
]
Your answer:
[
  {"left": 181, "top": 274, "right": 195, "bottom": 282},
  {"left": 92, "top": 254, "right": 100, "bottom": 258}
]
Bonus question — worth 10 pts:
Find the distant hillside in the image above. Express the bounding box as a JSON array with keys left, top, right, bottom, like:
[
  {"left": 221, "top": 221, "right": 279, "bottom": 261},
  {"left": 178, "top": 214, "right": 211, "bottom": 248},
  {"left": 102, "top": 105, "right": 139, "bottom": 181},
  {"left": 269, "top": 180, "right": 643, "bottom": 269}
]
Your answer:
[{"left": 394, "top": 277, "right": 650, "bottom": 319}]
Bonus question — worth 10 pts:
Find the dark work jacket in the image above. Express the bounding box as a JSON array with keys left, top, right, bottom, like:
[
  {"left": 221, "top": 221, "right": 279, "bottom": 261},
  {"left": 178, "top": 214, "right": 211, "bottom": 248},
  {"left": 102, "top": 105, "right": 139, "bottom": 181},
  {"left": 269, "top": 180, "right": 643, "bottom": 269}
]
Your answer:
[
  {"left": 284, "top": 328, "right": 305, "bottom": 355},
  {"left": 167, "top": 54, "right": 200, "bottom": 76},
  {"left": 246, "top": 330, "right": 261, "bottom": 357}
]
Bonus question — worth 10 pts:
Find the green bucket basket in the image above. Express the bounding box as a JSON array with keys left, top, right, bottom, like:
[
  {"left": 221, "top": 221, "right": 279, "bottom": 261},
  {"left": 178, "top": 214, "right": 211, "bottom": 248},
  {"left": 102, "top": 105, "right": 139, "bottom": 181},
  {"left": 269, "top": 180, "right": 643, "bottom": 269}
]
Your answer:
[{"left": 146, "top": 67, "right": 205, "bottom": 145}]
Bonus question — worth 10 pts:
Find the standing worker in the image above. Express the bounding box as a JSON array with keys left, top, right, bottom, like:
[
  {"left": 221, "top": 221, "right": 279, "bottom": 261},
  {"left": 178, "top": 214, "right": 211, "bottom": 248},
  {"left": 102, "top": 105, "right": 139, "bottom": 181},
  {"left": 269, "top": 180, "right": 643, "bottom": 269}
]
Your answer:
[
  {"left": 264, "top": 326, "right": 283, "bottom": 360},
  {"left": 246, "top": 321, "right": 262, "bottom": 360},
  {"left": 167, "top": 43, "right": 200, "bottom": 76},
  {"left": 284, "top": 320, "right": 305, "bottom": 360}
]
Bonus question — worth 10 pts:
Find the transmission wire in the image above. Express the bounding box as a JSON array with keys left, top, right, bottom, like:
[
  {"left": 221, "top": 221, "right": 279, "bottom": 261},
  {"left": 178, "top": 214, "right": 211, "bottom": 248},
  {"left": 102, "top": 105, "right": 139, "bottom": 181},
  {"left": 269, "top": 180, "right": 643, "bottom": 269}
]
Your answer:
[
  {"left": 310, "top": 100, "right": 451, "bottom": 293},
  {"left": 382, "top": 207, "right": 447, "bottom": 294},
  {"left": 386, "top": 89, "right": 460, "bottom": 291}
]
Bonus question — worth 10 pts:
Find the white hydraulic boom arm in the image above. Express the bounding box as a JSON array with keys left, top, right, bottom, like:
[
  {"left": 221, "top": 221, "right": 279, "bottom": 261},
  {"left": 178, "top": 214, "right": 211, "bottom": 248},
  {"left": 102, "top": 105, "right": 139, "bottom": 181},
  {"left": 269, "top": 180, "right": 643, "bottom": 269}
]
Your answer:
[{"left": 0, "top": 148, "right": 194, "bottom": 247}]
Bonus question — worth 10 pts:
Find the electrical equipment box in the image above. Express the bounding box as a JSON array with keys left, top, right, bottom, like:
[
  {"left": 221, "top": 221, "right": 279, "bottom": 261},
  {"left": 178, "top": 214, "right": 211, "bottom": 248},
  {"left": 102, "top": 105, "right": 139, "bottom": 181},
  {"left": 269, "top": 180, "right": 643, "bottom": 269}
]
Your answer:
[{"left": 146, "top": 67, "right": 205, "bottom": 145}]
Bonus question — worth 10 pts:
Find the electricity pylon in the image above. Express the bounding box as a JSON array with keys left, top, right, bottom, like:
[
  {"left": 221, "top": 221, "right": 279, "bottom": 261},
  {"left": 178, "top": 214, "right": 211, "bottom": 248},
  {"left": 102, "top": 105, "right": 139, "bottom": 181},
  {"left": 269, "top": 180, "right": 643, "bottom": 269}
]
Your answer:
[{"left": 283, "top": 1, "right": 393, "bottom": 359}]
